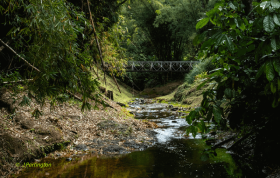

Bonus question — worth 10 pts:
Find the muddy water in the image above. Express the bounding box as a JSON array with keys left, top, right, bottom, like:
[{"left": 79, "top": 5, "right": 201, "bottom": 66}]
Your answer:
[{"left": 15, "top": 102, "right": 240, "bottom": 178}]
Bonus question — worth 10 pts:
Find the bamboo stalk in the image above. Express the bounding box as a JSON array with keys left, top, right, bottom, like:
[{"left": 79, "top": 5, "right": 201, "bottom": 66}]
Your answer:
[
  {"left": 86, "top": 0, "right": 121, "bottom": 93},
  {"left": 86, "top": 0, "right": 106, "bottom": 85}
]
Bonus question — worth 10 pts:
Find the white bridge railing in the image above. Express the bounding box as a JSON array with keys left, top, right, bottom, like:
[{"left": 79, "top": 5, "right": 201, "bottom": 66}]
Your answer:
[{"left": 124, "top": 61, "right": 200, "bottom": 72}]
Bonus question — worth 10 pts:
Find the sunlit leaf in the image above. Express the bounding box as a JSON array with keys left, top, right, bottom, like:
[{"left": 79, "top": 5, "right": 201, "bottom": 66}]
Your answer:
[
  {"left": 271, "top": 37, "right": 277, "bottom": 50},
  {"left": 256, "top": 63, "right": 266, "bottom": 79},
  {"left": 260, "top": 1, "right": 271, "bottom": 9},
  {"left": 263, "top": 15, "right": 275, "bottom": 32},
  {"left": 266, "top": 60, "right": 275, "bottom": 81},
  {"left": 273, "top": 14, "right": 280, "bottom": 26},
  {"left": 271, "top": 0, "right": 280, "bottom": 9},
  {"left": 196, "top": 18, "right": 210, "bottom": 30},
  {"left": 225, "top": 35, "right": 234, "bottom": 52},
  {"left": 213, "top": 105, "right": 222, "bottom": 123}
]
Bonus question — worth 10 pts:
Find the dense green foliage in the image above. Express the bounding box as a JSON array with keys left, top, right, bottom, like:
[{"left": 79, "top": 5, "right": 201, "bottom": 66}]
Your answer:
[
  {"left": 0, "top": 0, "right": 127, "bottom": 112},
  {"left": 117, "top": 0, "right": 217, "bottom": 89},
  {"left": 186, "top": 0, "right": 280, "bottom": 168}
]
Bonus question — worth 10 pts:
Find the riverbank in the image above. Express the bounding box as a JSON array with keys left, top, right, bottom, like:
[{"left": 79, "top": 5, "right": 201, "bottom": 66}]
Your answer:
[{"left": 0, "top": 87, "right": 156, "bottom": 178}]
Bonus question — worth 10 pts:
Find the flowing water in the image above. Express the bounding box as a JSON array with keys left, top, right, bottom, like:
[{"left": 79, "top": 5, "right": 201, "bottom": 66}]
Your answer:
[{"left": 15, "top": 101, "right": 241, "bottom": 178}]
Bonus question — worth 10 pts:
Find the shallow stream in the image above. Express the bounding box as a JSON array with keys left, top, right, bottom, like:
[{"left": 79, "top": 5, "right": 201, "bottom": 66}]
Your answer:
[{"left": 16, "top": 101, "right": 240, "bottom": 178}]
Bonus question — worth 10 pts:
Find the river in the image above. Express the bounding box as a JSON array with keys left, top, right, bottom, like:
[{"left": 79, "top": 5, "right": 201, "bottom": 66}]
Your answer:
[{"left": 15, "top": 100, "right": 241, "bottom": 178}]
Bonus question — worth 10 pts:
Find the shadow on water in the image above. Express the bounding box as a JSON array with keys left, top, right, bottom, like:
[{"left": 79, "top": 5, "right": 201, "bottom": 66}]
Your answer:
[{"left": 15, "top": 102, "right": 242, "bottom": 178}]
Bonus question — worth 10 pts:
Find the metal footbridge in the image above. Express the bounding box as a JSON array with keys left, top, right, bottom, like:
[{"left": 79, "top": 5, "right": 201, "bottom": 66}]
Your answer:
[{"left": 106, "top": 61, "right": 200, "bottom": 72}]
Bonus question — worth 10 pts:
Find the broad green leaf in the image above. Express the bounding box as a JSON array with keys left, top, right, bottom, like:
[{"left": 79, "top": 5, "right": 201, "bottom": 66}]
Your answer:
[
  {"left": 201, "top": 39, "right": 214, "bottom": 50},
  {"left": 273, "top": 58, "right": 280, "bottom": 75},
  {"left": 224, "top": 88, "right": 232, "bottom": 99},
  {"left": 193, "top": 35, "right": 200, "bottom": 46},
  {"left": 206, "top": 107, "right": 213, "bottom": 122},
  {"left": 237, "top": 47, "right": 247, "bottom": 57},
  {"left": 271, "top": 82, "right": 277, "bottom": 93},
  {"left": 271, "top": 0, "right": 280, "bottom": 9},
  {"left": 266, "top": 60, "right": 275, "bottom": 81},
  {"left": 225, "top": 35, "right": 234, "bottom": 52},
  {"left": 210, "top": 18, "right": 216, "bottom": 25},
  {"left": 211, "top": 31, "right": 223, "bottom": 39},
  {"left": 244, "top": 18, "right": 249, "bottom": 26},
  {"left": 260, "top": 1, "right": 271, "bottom": 9},
  {"left": 229, "top": 19, "right": 236, "bottom": 29},
  {"left": 273, "top": 14, "right": 280, "bottom": 26},
  {"left": 196, "top": 18, "right": 210, "bottom": 30},
  {"left": 263, "top": 15, "right": 275, "bottom": 32},
  {"left": 271, "top": 38, "right": 277, "bottom": 50},
  {"left": 253, "top": 17, "right": 264, "bottom": 29},
  {"left": 206, "top": 8, "right": 219, "bottom": 17},
  {"left": 192, "top": 126, "right": 198, "bottom": 138},
  {"left": 235, "top": 28, "right": 241, "bottom": 35},
  {"left": 247, "top": 44, "right": 255, "bottom": 52},
  {"left": 216, "top": 34, "right": 225, "bottom": 45},
  {"left": 272, "top": 97, "right": 279, "bottom": 108},
  {"left": 240, "top": 23, "right": 246, "bottom": 31},
  {"left": 229, "top": 2, "right": 236, "bottom": 10},
  {"left": 200, "top": 120, "right": 206, "bottom": 133},
  {"left": 213, "top": 106, "right": 222, "bottom": 123},
  {"left": 256, "top": 63, "right": 266, "bottom": 79},
  {"left": 186, "top": 111, "right": 196, "bottom": 124},
  {"left": 234, "top": 18, "right": 239, "bottom": 28}
]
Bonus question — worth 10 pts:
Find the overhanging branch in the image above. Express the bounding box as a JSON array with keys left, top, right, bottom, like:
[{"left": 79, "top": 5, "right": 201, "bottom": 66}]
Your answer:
[{"left": 0, "top": 38, "right": 41, "bottom": 72}]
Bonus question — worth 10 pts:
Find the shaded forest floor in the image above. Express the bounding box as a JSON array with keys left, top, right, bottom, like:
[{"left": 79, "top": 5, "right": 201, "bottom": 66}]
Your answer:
[{"left": 0, "top": 74, "right": 157, "bottom": 177}]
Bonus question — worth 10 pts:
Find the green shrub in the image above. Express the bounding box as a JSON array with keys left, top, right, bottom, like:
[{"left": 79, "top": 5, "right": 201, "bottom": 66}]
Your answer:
[{"left": 184, "top": 57, "right": 215, "bottom": 84}]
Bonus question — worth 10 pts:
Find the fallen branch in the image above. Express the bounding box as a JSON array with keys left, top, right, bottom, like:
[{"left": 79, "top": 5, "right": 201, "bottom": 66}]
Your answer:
[
  {"left": 65, "top": 90, "right": 82, "bottom": 101},
  {"left": 227, "top": 131, "right": 254, "bottom": 151},
  {"left": 112, "top": 74, "right": 121, "bottom": 93},
  {"left": 0, "top": 38, "right": 40, "bottom": 72},
  {"left": 3, "top": 79, "right": 34, "bottom": 84},
  {"left": 66, "top": 90, "right": 117, "bottom": 111},
  {"left": 212, "top": 135, "right": 236, "bottom": 149}
]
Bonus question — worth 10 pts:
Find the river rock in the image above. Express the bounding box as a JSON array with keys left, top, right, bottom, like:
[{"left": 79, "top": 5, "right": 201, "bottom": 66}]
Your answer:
[
  {"left": 168, "top": 105, "right": 174, "bottom": 109},
  {"left": 103, "top": 145, "right": 126, "bottom": 154},
  {"left": 74, "top": 144, "right": 88, "bottom": 151},
  {"left": 122, "top": 141, "right": 147, "bottom": 150},
  {"left": 171, "top": 107, "right": 178, "bottom": 111}
]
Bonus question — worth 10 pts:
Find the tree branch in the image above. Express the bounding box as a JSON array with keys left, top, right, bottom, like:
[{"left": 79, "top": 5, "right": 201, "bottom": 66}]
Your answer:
[
  {"left": 0, "top": 41, "right": 10, "bottom": 52},
  {"left": 0, "top": 39, "right": 41, "bottom": 72},
  {"left": 114, "top": 0, "right": 128, "bottom": 10}
]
